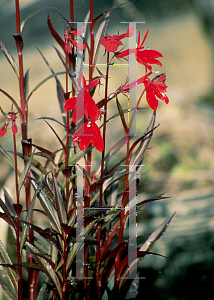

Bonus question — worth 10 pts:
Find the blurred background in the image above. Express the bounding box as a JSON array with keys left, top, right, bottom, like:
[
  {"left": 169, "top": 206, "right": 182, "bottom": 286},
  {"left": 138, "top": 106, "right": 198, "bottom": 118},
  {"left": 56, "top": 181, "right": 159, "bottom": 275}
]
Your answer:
[{"left": 0, "top": 0, "right": 214, "bottom": 299}]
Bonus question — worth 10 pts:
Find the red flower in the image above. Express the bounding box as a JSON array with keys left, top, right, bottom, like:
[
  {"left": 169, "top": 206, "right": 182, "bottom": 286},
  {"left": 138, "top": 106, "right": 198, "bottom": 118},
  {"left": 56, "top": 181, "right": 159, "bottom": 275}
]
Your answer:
[
  {"left": 0, "top": 111, "right": 18, "bottom": 137},
  {"left": 143, "top": 74, "right": 169, "bottom": 110},
  {"left": 117, "top": 29, "right": 163, "bottom": 71},
  {"left": 73, "top": 121, "right": 104, "bottom": 152},
  {"left": 122, "top": 73, "right": 151, "bottom": 93},
  {"left": 100, "top": 25, "right": 134, "bottom": 52},
  {"left": 64, "top": 75, "right": 101, "bottom": 123},
  {"left": 64, "top": 29, "right": 86, "bottom": 53},
  {"left": 0, "top": 123, "right": 8, "bottom": 137}
]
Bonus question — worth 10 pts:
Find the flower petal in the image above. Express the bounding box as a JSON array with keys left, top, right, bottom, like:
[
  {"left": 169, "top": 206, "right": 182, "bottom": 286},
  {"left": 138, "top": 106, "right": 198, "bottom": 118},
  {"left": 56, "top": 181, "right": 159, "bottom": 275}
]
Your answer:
[
  {"left": 12, "top": 122, "right": 18, "bottom": 135},
  {"left": 91, "top": 123, "right": 104, "bottom": 152},
  {"left": 64, "top": 96, "right": 76, "bottom": 111},
  {"left": 0, "top": 125, "right": 6, "bottom": 137}
]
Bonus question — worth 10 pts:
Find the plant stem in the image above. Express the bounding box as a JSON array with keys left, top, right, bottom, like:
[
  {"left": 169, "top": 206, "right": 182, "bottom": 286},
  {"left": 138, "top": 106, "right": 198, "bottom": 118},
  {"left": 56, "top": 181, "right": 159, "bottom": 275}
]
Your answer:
[
  {"left": 95, "top": 51, "right": 110, "bottom": 300},
  {"left": 84, "top": 0, "right": 94, "bottom": 196},
  {"left": 13, "top": 133, "right": 22, "bottom": 299}
]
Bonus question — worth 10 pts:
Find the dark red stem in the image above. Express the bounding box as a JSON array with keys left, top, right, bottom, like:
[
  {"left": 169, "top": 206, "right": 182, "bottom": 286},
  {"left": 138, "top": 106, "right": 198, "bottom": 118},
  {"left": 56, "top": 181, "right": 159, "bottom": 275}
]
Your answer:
[{"left": 13, "top": 133, "right": 22, "bottom": 300}]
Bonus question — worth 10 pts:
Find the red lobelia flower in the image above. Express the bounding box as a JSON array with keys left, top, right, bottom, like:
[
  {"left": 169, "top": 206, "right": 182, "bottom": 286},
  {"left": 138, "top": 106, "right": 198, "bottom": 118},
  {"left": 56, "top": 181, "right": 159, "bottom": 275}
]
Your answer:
[
  {"left": 100, "top": 25, "right": 134, "bottom": 52},
  {"left": 73, "top": 121, "right": 104, "bottom": 152},
  {"left": 0, "top": 110, "right": 18, "bottom": 137},
  {"left": 121, "top": 73, "right": 151, "bottom": 93},
  {"left": 116, "top": 28, "right": 163, "bottom": 71},
  {"left": 64, "top": 29, "right": 86, "bottom": 53},
  {"left": 64, "top": 74, "right": 101, "bottom": 123},
  {"left": 143, "top": 74, "right": 169, "bottom": 110}
]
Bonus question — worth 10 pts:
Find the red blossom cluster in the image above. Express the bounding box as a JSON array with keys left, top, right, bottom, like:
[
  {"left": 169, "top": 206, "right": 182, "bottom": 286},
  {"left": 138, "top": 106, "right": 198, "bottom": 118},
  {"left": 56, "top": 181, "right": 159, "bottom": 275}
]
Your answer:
[
  {"left": 63, "top": 25, "right": 169, "bottom": 153},
  {"left": 0, "top": 110, "right": 18, "bottom": 137},
  {"left": 64, "top": 74, "right": 104, "bottom": 152}
]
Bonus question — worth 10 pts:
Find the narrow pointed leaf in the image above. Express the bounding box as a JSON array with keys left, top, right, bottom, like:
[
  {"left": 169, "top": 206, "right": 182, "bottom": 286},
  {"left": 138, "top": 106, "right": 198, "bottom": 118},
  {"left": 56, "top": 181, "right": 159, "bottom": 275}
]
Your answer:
[
  {"left": 0, "top": 269, "right": 17, "bottom": 300},
  {"left": 13, "top": 151, "right": 47, "bottom": 175},
  {"left": 24, "top": 68, "right": 30, "bottom": 100},
  {"left": 66, "top": 218, "right": 99, "bottom": 272},
  {"left": 20, "top": 179, "right": 42, "bottom": 251},
  {"left": 0, "top": 41, "right": 19, "bottom": 78},
  {"left": 3, "top": 188, "right": 17, "bottom": 216},
  {"left": 0, "top": 240, "right": 18, "bottom": 292},
  {"left": 0, "top": 146, "right": 21, "bottom": 175},
  {"left": 130, "top": 111, "right": 156, "bottom": 167},
  {"left": 52, "top": 176, "right": 68, "bottom": 226},
  {"left": 18, "top": 148, "right": 35, "bottom": 193},
  {"left": 56, "top": 146, "right": 93, "bottom": 174},
  {"left": 93, "top": 11, "right": 110, "bottom": 65},
  {"left": 116, "top": 96, "right": 128, "bottom": 135},
  {"left": 0, "top": 198, "right": 16, "bottom": 229},
  {"left": 30, "top": 179, "right": 61, "bottom": 234},
  {"left": 26, "top": 71, "right": 65, "bottom": 103},
  {"left": 25, "top": 242, "right": 62, "bottom": 299},
  {"left": 140, "top": 212, "right": 176, "bottom": 252},
  {"left": 21, "top": 7, "right": 68, "bottom": 33}
]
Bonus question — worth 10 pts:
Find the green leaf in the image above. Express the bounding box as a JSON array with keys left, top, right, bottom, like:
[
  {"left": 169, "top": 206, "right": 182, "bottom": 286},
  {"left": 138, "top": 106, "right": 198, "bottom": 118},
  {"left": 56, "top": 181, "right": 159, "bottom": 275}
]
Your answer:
[
  {"left": 25, "top": 242, "right": 62, "bottom": 299},
  {"left": 14, "top": 152, "right": 47, "bottom": 175},
  {"left": 130, "top": 111, "right": 156, "bottom": 167},
  {"left": 56, "top": 146, "right": 93, "bottom": 174},
  {"left": 0, "top": 197, "right": 16, "bottom": 229},
  {"left": 116, "top": 96, "right": 128, "bottom": 135},
  {"left": 0, "top": 41, "right": 19, "bottom": 78},
  {"left": 66, "top": 218, "right": 99, "bottom": 272},
  {"left": 18, "top": 148, "right": 36, "bottom": 193},
  {"left": 0, "top": 146, "right": 21, "bottom": 176},
  {"left": 93, "top": 11, "right": 110, "bottom": 65},
  {"left": 90, "top": 169, "right": 129, "bottom": 205},
  {"left": 0, "top": 240, "right": 18, "bottom": 293},
  {"left": 140, "top": 212, "right": 176, "bottom": 252},
  {"left": 26, "top": 71, "right": 66, "bottom": 103},
  {"left": 21, "top": 7, "right": 69, "bottom": 33},
  {"left": 24, "top": 68, "right": 30, "bottom": 101},
  {"left": 30, "top": 179, "right": 62, "bottom": 234},
  {"left": 52, "top": 176, "right": 68, "bottom": 226},
  {"left": 0, "top": 269, "right": 17, "bottom": 300},
  {"left": 36, "top": 279, "right": 52, "bottom": 300},
  {"left": 61, "top": 173, "right": 77, "bottom": 191},
  {"left": 20, "top": 178, "right": 42, "bottom": 251}
]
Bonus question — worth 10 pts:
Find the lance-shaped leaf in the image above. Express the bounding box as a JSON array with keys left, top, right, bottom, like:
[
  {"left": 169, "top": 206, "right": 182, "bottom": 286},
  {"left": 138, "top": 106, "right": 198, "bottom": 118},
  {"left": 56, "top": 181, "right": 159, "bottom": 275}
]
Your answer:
[
  {"left": 47, "top": 15, "right": 75, "bottom": 69},
  {"left": 0, "top": 199, "right": 16, "bottom": 229},
  {"left": 30, "top": 179, "right": 62, "bottom": 234},
  {"left": 93, "top": 11, "right": 110, "bottom": 65},
  {"left": 0, "top": 146, "right": 21, "bottom": 176},
  {"left": 90, "top": 169, "right": 129, "bottom": 205},
  {"left": 130, "top": 111, "right": 156, "bottom": 167},
  {"left": 13, "top": 151, "right": 47, "bottom": 175},
  {"left": 66, "top": 218, "right": 99, "bottom": 272},
  {"left": 56, "top": 146, "right": 93, "bottom": 174},
  {"left": 25, "top": 242, "right": 62, "bottom": 299},
  {"left": 18, "top": 148, "right": 35, "bottom": 193},
  {"left": 100, "top": 219, "right": 120, "bottom": 261},
  {"left": 3, "top": 188, "right": 16, "bottom": 216},
  {"left": 140, "top": 212, "right": 176, "bottom": 252},
  {"left": 0, "top": 269, "right": 17, "bottom": 300},
  {"left": 36, "top": 279, "right": 53, "bottom": 300},
  {"left": 21, "top": 7, "right": 69, "bottom": 33},
  {"left": 0, "top": 240, "right": 18, "bottom": 293},
  {"left": 116, "top": 95, "right": 128, "bottom": 135},
  {"left": 0, "top": 41, "right": 19, "bottom": 78},
  {"left": 26, "top": 71, "right": 66, "bottom": 104},
  {"left": 20, "top": 179, "right": 42, "bottom": 251},
  {"left": 52, "top": 176, "right": 68, "bottom": 226},
  {"left": 119, "top": 212, "right": 176, "bottom": 290}
]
